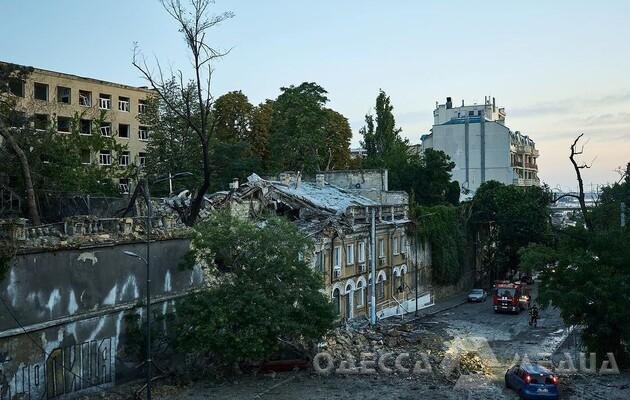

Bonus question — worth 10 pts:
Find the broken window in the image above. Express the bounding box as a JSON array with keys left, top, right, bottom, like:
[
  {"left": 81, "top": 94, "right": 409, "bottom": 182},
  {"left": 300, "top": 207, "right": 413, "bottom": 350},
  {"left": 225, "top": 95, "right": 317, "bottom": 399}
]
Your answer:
[
  {"left": 358, "top": 241, "right": 366, "bottom": 263},
  {"left": 99, "top": 94, "right": 111, "bottom": 110},
  {"left": 138, "top": 126, "right": 149, "bottom": 140},
  {"left": 34, "top": 114, "right": 48, "bottom": 130},
  {"left": 80, "top": 149, "right": 91, "bottom": 164},
  {"left": 9, "top": 79, "right": 24, "bottom": 97},
  {"left": 346, "top": 244, "right": 354, "bottom": 265},
  {"left": 138, "top": 152, "right": 146, "bottom": 167},
  {"left": 355, "top": 281, "right": 364, "bottom": 307},
  {"left": 98, "top": 150, "right": 112, "bottom": 166},
  {"left": 118, "top": 123, "right": 129, "bottom": 138},
  {"left": 79, "top": 119, "right": 92, "bottom": 135},
  {"left": 34, "top": 82, "right": 49, "bottom": 101},
  {"left": 119, "top": 178, "right": 130, "bottom": 194},
  {"left": 119, "top": 151, "right": 130, "bottom": 166},
  {"left": 57, "top": 86, "right": 71, "bottom": 104},
  {"left": 377, "top": 274, "right": 386, "bottom": 300},
  {"left": 57, "top": 116, "right": 71, "bottom": 133},
  {"left": 79, "top": 90, "right": 92, "bottom": 107},
  {"left": 138, "top": 99, "right": 147, "bottom": 114},
  {"left": 315, "top": 251, "right": 323, "bottom": 273},
  {"left": 100, "top": 122, "right": 111, "bottom": 136},
  {"left": 118, "top": 96, "right": 130, "bottom": 112}
]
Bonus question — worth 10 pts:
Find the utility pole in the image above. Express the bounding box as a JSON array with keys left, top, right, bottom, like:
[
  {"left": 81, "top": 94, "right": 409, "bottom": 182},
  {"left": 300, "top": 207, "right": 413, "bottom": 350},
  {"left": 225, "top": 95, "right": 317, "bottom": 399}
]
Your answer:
[
  {"left": 142, "top": 179, "right": 153, "bottom": 400},
  {"left": 621, "top": 202, "right": 626, "bottom": 228},
  {"left": 369, "top": 207, "right": 377, "bottom": 325},
  {"left": 414, "top": 231, "right": 419, "bottom": 316}
]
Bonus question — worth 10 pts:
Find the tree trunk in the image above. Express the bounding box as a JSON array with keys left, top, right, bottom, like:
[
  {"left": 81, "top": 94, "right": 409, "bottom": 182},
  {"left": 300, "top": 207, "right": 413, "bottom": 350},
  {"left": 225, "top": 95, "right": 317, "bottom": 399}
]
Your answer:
[{"left": 0, "top": 124, "right": 41, "bottom": 225}]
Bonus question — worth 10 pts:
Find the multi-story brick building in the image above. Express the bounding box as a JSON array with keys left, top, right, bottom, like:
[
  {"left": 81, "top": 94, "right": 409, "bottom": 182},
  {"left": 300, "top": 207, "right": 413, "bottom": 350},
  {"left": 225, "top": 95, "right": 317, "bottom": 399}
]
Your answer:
[{"left": 2, "top": 61, "right": 153, "bottom": 192}]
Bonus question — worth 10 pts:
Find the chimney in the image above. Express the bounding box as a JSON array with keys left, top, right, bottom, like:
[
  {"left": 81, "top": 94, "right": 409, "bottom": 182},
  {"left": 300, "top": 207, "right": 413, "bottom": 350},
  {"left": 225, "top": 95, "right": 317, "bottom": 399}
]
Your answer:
[
  {"left": 315, "top": 173, "right": 326, "bottom": 188},
  {"left": 492, "top": 97, "right": 496, "bottom": 112},
  {"left": 229, "top": 178, "right": 239, "bottom": 190},
  {"left": 446, "top": 97, "right": 453, "bottom": 109},
  {"left": 461, "top": 99, "right": 465, "bottom": 107}
]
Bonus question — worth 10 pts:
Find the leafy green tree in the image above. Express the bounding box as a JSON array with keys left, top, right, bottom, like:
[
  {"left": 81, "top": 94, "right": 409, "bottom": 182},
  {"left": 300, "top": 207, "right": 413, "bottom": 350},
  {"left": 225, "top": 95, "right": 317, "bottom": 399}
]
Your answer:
[
  {"left": 360, "top": 90, "right": 458, "bottom": 206},
  {"left": 213, "top": 90, "right": 253, "bottom": 143},
  {"left": 250, "top": 100, "right": 274, "bottom": 170},
  {"left": 521, "top": 226, "right": 630, "bottom": 363},
  {"left": 414, "top": 205, "right": 468, "bottom": 285},
  {"left": 519, "top": 150, "right": 630, "bottom": 363},
  {"left": 267, "top": 82, "right": 329, "bottom": 173},
  {"left": 139, "top": 81, "right": 203, "bottom": 194},
  {"left": 471, "top": 181, "right": 552, "bottom": 280},
  {"left": 323, "top": 108, "right": 352, "bottom": 170},
  {"left": 175, "top": 212, "right": 335, "bottom": 370}
]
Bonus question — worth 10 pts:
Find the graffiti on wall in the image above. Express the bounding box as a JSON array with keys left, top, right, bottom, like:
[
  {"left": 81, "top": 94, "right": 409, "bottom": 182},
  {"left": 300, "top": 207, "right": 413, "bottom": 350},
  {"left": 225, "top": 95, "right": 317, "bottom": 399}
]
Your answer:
[{"left": 0, "top": 337, "right": 115, "bottom": 400}]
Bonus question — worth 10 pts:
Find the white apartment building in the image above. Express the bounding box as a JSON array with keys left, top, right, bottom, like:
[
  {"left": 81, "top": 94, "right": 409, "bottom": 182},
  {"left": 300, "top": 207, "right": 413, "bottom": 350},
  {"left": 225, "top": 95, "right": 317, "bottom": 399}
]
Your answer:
[{"left": 422, "top": 97, "right": 540, "bottom": 196}]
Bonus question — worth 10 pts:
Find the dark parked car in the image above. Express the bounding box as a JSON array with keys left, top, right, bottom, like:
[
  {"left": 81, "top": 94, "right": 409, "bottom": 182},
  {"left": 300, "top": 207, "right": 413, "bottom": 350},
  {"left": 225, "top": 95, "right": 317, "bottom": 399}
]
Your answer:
[{"left": 505, "top": 363, "right": 559, "bottom": 399}]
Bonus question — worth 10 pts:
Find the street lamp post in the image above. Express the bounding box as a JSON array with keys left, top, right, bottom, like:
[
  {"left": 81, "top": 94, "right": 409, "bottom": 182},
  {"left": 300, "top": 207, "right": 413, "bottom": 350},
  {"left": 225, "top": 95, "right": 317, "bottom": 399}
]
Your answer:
[
  {"left": 122, "top": 172, "right": 191, "bottom": 400},
  {"left": 122, "top": 249, "right": 151, "bottom": 400}
]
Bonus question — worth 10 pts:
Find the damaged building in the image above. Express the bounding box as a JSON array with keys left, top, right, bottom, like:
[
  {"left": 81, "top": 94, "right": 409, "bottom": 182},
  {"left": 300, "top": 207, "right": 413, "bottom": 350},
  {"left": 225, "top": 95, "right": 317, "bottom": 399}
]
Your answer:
[{"left": 212, "top": 169, "right": 433, "bottom": 320}]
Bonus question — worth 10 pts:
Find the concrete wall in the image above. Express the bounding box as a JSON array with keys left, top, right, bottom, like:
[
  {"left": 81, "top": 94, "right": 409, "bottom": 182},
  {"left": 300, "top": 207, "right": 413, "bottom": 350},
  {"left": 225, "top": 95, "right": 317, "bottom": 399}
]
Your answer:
[
  {"left": 0, "top": 239, "right": 201, "bottom": 399},
  {"left": 322, "top": 170, "right": 388, "bottom": 191},
  {"left": 429, "top": 121, "right": 513, "bottom": 194}
]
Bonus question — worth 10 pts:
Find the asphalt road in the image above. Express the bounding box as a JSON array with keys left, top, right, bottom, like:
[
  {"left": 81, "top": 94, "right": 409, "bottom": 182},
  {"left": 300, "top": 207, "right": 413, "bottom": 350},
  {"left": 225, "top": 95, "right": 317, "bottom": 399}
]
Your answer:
[{"left": 122, "top": 286, "right": 629, "bottom": 400}]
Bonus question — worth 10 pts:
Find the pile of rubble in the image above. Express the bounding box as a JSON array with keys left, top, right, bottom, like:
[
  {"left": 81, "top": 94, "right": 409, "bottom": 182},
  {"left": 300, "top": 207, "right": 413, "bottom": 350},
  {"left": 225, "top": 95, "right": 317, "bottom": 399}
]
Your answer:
[
  {"left": 321, "top": 319, "right": 449, "bottom": 369},
  {"left": 320, "top": 318, "right": 496, "bottom": 381},
  {"left": 457, "top": 351, "right": 493, "bottom": 376}
]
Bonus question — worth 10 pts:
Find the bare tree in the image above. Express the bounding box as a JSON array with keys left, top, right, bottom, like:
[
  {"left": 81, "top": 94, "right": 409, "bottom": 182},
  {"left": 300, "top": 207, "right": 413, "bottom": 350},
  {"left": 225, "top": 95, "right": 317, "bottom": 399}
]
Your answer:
[
  {"left": 553, "top": 134, "right": 594, "bottom": 232},
  {"left": 0, "top": 63, "right": 41, "bottom": 225},
  {"left": 132, "top": 0, "right": 233, "bottom": 226}
]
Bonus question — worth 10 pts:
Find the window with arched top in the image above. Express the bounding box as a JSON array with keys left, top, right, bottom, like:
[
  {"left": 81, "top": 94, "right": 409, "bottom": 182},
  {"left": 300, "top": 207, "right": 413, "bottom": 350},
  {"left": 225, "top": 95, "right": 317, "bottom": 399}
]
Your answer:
[
  {"left": 332, "top": 288, "right": 340, "bottom": 314},
  {"left": 355, "top": 281, "right": 364, "bottom": 307},
  {"left": 377, "top": 273, "right": 386, "bottom": 300}
]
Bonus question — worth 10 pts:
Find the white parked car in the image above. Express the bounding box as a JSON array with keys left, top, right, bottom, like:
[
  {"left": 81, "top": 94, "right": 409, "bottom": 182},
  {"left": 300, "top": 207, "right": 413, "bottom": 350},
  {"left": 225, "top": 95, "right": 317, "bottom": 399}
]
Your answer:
[{"left": 467, "top": 288, "right": 487, "bottom": 302}]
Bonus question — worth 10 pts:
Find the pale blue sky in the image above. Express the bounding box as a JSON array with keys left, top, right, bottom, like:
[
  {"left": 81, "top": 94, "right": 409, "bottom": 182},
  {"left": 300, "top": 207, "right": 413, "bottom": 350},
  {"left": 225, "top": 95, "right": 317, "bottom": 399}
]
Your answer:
[{"left": 2, "top": 0, "right": 629, "bottom": 189}]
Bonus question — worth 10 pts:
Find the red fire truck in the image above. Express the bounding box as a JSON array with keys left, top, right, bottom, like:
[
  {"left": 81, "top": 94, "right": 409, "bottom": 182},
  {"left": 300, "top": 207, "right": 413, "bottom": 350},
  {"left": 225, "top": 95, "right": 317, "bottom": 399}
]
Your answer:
[{"left": 492, "top": 281, "right": 526, "bottom": 313}]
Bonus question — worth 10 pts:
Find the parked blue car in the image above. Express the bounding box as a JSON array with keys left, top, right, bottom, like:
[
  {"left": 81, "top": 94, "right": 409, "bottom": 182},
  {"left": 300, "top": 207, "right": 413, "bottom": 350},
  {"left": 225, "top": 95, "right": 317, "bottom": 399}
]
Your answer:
[{"left": 505, "top": 363, "right": 560, "bottom": 399}]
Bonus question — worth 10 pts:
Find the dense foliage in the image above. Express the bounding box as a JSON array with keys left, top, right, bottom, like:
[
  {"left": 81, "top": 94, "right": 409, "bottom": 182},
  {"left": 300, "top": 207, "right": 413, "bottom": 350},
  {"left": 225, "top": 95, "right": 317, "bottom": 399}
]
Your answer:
[
  {"left": 470, "top": 181, "right": 552, "bottom": 281},
  {"left": 1, "top": 64, "right": 128, "bottom": 216},
  {"left": 414, "top": 205, "right": 467, "bottom": 285},
  {"left": 359, "top": 90, "right": 458, "bottom": 206},
  {"left": 174, "top": 212, "right": 336, "bottom": 370},
  {"left": 520, "top": 161, "right": 630, "bottom": 363},
  {"left": 143, "top": 82, "right": 352, "bottom": 195}
]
